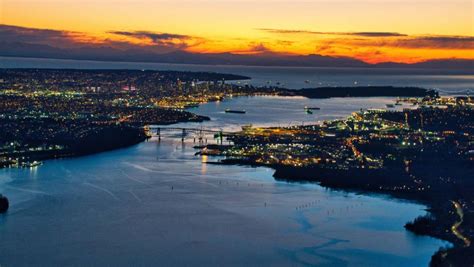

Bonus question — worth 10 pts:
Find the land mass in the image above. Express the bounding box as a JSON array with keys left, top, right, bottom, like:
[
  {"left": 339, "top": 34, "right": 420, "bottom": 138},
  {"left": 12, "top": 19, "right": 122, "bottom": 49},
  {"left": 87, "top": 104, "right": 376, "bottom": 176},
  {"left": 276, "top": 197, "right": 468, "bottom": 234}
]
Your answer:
[
  {"left": 0, "top": 69, "right": 438, "bottom": 167},
  {"left": 0, "top": 68, "right": 471, "bottom": 265},
  {"left": 204, "top": 96, "right": 474, "bottom": 266},
  {"left": 1, "top": 43, "right": 473, "bottom": 72},
  {"left": 295, "top": 86, "right": 437, "bottom": 98}
]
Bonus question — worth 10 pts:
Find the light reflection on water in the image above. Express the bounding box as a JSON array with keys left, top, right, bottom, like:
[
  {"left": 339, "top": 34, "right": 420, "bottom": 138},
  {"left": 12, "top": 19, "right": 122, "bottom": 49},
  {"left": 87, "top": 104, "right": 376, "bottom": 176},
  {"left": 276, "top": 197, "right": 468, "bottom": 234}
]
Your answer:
[{"left": 0, "top": 96, "right": 449, "bottom": 266}]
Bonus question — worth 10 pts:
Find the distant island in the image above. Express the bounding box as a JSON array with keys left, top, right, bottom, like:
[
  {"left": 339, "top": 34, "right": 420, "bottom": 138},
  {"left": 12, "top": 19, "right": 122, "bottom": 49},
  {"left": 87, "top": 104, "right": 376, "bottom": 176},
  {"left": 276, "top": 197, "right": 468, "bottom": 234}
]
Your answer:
[
  {"left": 295, "top": 86, "right": 438, "bottom": 98},
  {"left": 1, "top": 49, "right": 473, "bottom": 72}
]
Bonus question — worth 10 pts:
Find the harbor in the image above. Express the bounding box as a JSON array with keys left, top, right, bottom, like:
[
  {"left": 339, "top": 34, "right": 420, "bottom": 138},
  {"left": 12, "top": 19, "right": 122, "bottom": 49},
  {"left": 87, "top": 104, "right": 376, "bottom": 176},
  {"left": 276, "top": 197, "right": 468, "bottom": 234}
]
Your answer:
[{"left": 0, "top": 96, "right": 448, "bottom": 266}]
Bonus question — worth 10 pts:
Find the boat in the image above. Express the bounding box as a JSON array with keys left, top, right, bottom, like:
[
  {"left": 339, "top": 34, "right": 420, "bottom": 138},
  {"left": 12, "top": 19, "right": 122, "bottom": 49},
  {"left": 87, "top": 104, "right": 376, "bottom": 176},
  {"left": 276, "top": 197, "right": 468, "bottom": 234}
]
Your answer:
[
  {"left": 304, "top": 106, "right": 321, "bottom": 111},
  {"left": 386, "top": 104, "right": 395, "bottom": 108},
  {"left": 21, "top": 161, "right": 42, "bottom": 168},
  {"left": 225, "top": 109, "right": 246, "bottom": 114}
]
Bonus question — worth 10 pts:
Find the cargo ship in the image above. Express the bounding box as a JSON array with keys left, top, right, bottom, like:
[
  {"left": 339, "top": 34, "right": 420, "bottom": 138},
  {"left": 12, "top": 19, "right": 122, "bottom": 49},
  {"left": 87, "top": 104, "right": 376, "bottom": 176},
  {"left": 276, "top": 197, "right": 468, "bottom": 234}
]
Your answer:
[
  {"left": 225, "top": 109, "right": 246, "bottom": 114},
  {"left": 304, "top": 106, "right": 320, "bottom": 111}
]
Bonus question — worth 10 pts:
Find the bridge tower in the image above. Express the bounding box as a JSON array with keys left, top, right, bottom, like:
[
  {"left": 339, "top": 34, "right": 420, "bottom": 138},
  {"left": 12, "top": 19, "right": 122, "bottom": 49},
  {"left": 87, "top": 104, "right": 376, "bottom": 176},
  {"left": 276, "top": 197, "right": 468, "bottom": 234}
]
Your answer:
[
  {"left": 198, "top": 129, "right": 204, "bottom": 144},
  {"left": 218, "top": 131, "right": 223, "bottom": 144}
]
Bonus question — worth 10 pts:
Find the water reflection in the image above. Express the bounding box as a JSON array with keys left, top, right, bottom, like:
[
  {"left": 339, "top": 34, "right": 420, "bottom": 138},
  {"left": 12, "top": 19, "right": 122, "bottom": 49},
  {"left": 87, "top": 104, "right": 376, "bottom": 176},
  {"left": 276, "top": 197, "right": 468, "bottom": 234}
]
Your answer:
[{"left": 201, "top": 155, "right": 208, "bottom": 175}]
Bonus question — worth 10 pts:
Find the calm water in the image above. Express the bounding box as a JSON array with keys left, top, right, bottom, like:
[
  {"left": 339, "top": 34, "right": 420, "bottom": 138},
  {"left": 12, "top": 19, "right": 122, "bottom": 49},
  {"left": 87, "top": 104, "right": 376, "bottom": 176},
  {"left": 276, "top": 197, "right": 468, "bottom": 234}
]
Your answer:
[
  {"left": 1, "top": 56, "right": 473, "bottom": 94},
  {"left": 175, "top": 96, "right": 412, "bottom": 131},
  {"left": 0, "top": 96, "right": 448, "bottom": 266}
]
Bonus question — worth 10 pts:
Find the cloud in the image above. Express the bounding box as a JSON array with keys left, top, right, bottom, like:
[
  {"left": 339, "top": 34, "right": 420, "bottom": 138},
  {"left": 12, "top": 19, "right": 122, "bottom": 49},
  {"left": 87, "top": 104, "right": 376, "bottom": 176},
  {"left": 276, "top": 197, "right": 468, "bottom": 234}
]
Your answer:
[
  {"left": 257, "top": 28, "right": 407, "bottom": 37},
  {"left": 0, "top": 24, "right": 97, "bottom": 48},
  {"left": 0, "top": 24, "right": 206, "bottom": 53},
  {"left": 350, "top": 32, "right": 407, "bottom": 37},
  {"left": 224, "top": 42, "right": 277, "bottom": 55},
  {"left": 393, "top": 36, "right": 474, "bottom": 49},
  {"left": 107, "top": 31, "right": 199, "bottom": 50},
  {"left": 259, "top": 27, "right": 473, "bottom": 50},
  {"left": 1, "top": 24, "right": 472, "bottom": 64},
  {"left": 108, "top": 30, "right": 207, "bottom": 50},
  {"left": 108, "top": 30, "right": 192, "bottom": 44},
  {"left": 258, "top": 28, "right": 322, "bottom": 35},
  {"left": 333, "top": 35, "right": 474, "bottom": 50},
  {"left": 249, "top": 43, "right": 271, "bottom": 52}
]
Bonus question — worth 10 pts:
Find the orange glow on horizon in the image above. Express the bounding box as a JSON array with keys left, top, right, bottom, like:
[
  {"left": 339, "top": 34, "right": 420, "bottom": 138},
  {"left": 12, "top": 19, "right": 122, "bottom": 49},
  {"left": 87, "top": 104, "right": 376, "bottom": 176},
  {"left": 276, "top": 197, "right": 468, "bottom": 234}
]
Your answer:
[{"left": 1, "top": 0, "right": 473, "bottom": 64}]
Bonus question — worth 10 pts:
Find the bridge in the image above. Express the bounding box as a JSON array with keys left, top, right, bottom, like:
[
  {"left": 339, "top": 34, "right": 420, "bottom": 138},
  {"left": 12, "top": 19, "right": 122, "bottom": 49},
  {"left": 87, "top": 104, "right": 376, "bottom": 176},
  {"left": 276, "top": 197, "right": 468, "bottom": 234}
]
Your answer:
[{"left": 144, "top": 125, "right": 235, "bottom": 143}]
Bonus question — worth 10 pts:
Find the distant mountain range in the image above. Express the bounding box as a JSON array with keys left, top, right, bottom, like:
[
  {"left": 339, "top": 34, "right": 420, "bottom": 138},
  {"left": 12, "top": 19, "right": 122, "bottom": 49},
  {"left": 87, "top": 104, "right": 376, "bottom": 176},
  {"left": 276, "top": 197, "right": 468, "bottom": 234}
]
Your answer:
[{"left": 0, "top": 41, "right": 473, "bottom": 70}]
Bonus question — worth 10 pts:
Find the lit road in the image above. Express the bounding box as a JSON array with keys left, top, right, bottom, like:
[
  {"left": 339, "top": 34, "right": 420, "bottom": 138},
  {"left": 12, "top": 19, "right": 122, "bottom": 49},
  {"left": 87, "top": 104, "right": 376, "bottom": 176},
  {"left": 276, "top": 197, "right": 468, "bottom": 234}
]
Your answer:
[{"left": 451, "top": 200, "right": 471, "bottom": 247}]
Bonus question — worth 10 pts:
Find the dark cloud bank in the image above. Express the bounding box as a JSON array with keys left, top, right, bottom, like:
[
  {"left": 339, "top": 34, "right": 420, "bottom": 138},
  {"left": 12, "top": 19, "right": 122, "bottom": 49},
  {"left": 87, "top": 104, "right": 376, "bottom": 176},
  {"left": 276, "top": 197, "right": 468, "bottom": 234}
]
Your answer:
[{"left": 0, "top": 24, "right": 473, "bottom": 70}]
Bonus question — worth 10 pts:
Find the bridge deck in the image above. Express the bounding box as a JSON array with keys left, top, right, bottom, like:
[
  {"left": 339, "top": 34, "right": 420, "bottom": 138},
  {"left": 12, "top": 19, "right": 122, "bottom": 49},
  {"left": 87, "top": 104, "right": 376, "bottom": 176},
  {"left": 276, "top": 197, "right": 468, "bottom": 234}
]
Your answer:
[{"left": 146, "top": 126, "right": 235, "bottom": 135}]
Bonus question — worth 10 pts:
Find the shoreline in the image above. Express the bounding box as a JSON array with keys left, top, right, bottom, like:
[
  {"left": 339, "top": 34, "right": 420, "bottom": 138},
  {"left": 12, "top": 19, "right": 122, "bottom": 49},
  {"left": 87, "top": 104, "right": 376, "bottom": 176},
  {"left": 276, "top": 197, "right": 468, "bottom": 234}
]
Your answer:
[
  {"left": 0, "top": 87, "right": 423, "bottom": 170},
  {"left": 207, "top": 159, "right": 459, "bottom": 261},
  {"left": 203, "top": 98, "right": 474, "bottom": 266},
  {"left": 0, "top": 115, "right": 210, "bottom": 170},
  {"left": 294, "top": 86, "right": 438, "bottom": 98}
]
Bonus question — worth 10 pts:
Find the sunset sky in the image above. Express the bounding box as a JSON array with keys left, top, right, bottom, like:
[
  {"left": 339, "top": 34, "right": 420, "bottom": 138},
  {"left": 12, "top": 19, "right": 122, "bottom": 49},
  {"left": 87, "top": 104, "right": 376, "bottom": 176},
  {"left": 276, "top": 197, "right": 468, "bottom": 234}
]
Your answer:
[{"left": 1, "top": 0, "right": 473, "bottom": 63}]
